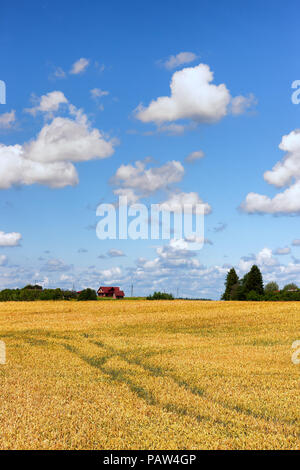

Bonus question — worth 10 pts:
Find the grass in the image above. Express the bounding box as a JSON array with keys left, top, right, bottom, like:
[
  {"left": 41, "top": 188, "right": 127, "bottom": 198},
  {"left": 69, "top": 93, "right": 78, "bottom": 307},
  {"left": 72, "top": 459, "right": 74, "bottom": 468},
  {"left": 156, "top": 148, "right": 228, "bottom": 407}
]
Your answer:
[{"left": 0, "top": 300, "right": 299, "bottom": 450}]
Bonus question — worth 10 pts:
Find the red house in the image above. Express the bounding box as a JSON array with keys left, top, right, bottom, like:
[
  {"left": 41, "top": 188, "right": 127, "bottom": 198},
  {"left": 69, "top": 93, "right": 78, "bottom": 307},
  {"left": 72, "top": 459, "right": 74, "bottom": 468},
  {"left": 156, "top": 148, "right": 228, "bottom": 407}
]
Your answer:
[{"left": 97, "top": 286, "right": 125, "bottom": 298}]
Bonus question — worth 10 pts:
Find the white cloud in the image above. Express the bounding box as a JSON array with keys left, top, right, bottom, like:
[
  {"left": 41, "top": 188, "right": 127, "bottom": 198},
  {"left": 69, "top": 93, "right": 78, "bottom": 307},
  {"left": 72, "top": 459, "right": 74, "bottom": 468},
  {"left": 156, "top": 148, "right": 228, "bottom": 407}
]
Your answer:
[
  {"left": 292, "top": 239, "right": 300, "bottom": 246},
  {"left": 90, "top": 88, "right": 109, "bottom": 99},
  {"left": 231, "top": 93, "right": 257, "bottom": 115},
  {"left": 136, "top": 64, "right": 231, "bottom": 125},
  {"left": 41, "top": 258, "right": 72, "bottom": 272},
  {"left": 238, "top": 247, "right": 279, "bottom": 273},
  {"left": 0, "top": 110, "right": 16, "bottom": 129},
  {"left": 112, "top": 160, "right": 184, "bottom": 201},
  {"left": 53, "top": 67, "right": 66, "bottom": 79},
  {"left": 242, "top": 129, "right": 300, "bottom": 214},
  {"left": 0, "top": 144, "right": 78, "bottom": 188},
  {"left": 274, "top": 247, "right": 291, "bottom": 255},
  {"left": 100, "top": 266, "right": 122, "bottom": 279},
  {"left": 25, "top": 91, "right": 68, "bottom": 116},
  {"left": 0, "top": 230, "right": 22, "bottom": 246},
  {"left": 114, "top": 188, "right": 140, "bottom": 205},
  {"left": 70, "top": 58, "right": 90, "bottom": 74},
  {"left": 160, "top": 191, "right": 211, "bottom": 215},
  {"left": 107, "top": 249, "right": 125, "bottom": 257},
  {"left": 24, "top": 112, "right": 115, "bottom": 163},
  {"left": 155, "top": 123, "right": 187, "bottom": 135},
  {"left": 185, "top": 150, "right": 205, "bottom": 163},
  {"left": 161, "top": 52, "right": 198, "bottom": 69},
  {"left": 0, "top": 103, "right": 115, "bottom": 188}
]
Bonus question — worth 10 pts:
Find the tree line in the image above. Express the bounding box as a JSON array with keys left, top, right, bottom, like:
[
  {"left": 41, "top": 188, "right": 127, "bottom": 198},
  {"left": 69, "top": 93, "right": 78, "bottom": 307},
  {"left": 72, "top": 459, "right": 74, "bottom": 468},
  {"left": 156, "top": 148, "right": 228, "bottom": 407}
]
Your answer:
[
  {"left": 222, "top": 265, "right": 300, "bottom": 301},
  {"left": 0, "top": 285, "right": 98, "bottom": 302}
]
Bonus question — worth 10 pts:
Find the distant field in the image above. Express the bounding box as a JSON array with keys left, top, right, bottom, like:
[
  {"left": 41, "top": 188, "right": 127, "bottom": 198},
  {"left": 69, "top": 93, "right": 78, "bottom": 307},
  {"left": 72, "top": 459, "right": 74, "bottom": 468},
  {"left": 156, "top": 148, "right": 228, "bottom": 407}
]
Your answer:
[{"left": 0, "top": 300, "right": 299, "bottom": 450}]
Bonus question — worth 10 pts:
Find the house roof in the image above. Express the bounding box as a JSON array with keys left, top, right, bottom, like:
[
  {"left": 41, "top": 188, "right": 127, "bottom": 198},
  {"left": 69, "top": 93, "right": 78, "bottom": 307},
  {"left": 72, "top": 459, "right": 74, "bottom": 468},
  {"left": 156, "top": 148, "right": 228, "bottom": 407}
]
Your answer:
[{"left": 98, "top": 286, "right": 123, "bottom": 294}]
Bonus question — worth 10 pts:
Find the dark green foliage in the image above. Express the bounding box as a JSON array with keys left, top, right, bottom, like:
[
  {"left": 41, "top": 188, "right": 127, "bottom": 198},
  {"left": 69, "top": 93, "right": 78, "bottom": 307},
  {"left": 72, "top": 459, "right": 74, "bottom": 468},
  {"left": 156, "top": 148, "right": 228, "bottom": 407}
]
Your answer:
[
  {"left": 230, "top": 282, "right": 246, "bottom": 301},
  {"left": 23, "top": 284, "right": 43, "bottom": 290},
  {"left": 282, "top": 283, "right": 298, "bottom": 291},
  {"left": 147, "top": 291, "right": 174, "bottom": 300},
  {"left": 39, "top": 288, "right": 63, "bottom": 300},
  {"left": 221, "top": 268, "right": 239, "bottom": 300},
  {"left": 264, "top": 281, "right": 279, "bottom": 293},
  {"left": 246, "top": 290, "right": 261, "bottom": 301},
  {"left": 222, "top": 264, "right": 300, "bottom": 301},
  {"left": 243, "top": 265, "right": 264, "bottom": 296},
  {"left": 0, "top": 286, "right": 78, "bottom": 301},
  {"left": 77, "top": 288, "right": 97, "bottom": 301}
]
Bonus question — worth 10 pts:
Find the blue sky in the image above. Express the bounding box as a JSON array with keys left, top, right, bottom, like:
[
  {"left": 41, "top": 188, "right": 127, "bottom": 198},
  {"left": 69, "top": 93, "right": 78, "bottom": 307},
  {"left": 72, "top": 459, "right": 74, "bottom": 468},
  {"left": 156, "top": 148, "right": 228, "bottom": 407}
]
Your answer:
[{"left": 1, "top": 0, "right": 300, "bottom": 298}]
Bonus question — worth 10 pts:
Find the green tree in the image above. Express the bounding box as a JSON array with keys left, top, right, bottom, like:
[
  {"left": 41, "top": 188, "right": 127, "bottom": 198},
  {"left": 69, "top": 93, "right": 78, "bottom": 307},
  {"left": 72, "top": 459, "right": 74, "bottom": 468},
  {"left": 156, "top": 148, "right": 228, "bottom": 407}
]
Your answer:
[
  {"left": 147, "top": 291, "right": 174, "bottom": 300},
  {"left": 243, "top": 265, "right": 264, "bottom": 296},
  {"left": 221, "top": 268, "right": 239, "bottom": 300},
  {"left": 282, "top": 283, "right": 298, "bottom": 291},
  {"left": 77, "top": 288, "right": 97, "bottom": 301},
  {"left": 246, "top": 290, "right": 261, "bottom": 301},
  {"left": 229, "top": 282, "right": 246, "bottom": 300},
  {"left": 264, "top": 281, "right": 279, "bottom": 293}
]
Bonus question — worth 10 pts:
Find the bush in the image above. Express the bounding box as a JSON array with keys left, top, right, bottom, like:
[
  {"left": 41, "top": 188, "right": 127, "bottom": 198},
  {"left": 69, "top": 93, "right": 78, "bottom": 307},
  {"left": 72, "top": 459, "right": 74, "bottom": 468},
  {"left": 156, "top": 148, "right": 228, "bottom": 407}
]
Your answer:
[
  {"left": 246, "top": 290, "right": 261, "bottom": 301},
  {"left": 147, "top": 291, "right": 174, "bottom": 300},
  {"left": 77, "top": 288, "right": 97, "bottom": 301},
  {"left": 282, "top": 283, "right": 298, "bottom": 292},
  {"left": 264, "top": 281, "right": 279, "bottom": 293}
]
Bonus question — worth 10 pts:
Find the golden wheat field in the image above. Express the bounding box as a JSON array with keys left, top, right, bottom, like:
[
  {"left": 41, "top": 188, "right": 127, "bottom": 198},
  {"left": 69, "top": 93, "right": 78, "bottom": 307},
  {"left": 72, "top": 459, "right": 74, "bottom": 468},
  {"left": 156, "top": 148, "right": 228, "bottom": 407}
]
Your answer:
[{"left": 0, "top": 300, "right": 299, "bottom": 450}]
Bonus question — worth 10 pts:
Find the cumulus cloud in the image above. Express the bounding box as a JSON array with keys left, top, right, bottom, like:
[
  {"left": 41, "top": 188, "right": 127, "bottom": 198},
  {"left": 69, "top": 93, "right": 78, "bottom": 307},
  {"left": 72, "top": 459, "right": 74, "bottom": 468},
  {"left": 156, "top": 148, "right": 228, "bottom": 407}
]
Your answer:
[
  {"left": 0, "top": 230, "right": 22, "bottom": 246},
  {"left": 135, "top": 64, "right": 231, "bottom": 125},
  {"left": 0, "top": 143, "right": 78, "bottom": 188},
  {"left": 25, "top": 91, "right": 68, "bottom": 116},
  {"left": 241, "top": 129, "right": 300, "bottom": 214},
  {"left": 185, "top": 150, "right": 205, "bottom": 163},
  {"left": 238, "top": 247, "right": 279, "bottom": 272},
  {"left": 112, "top": 159, "right": 184, "bottom": 202},
  {"left": 0, "top": 101, "right": 115, "bottom": 189},
  {"left": 161, "top": 51, "right": 198, "bottom": 69},
  {"left": 114, "top": 188, "right": 140, "bottom": 205},
  {"left": 0, "top": 110, "right": 16, "bottom": 129},
  {"left": 292, "top": 239, "right": 300, "bottom": 246},
  {"left": 160, "top": 191, "right": 211, "bottom": 215},
  {"left": 24, "top": 112, "right": 114, "bottom": 163},
  {"left": 70, "top": 58, "right": 90, "bottom": 74},
  {"left": 100, "top": 266, "right": 122, "bottom": 279},
  {"left": 135, "top": 63, "right": 256, "bottom": 129},
  {"left": 231, "top": 93, "right": 257, "bottom": 115}
]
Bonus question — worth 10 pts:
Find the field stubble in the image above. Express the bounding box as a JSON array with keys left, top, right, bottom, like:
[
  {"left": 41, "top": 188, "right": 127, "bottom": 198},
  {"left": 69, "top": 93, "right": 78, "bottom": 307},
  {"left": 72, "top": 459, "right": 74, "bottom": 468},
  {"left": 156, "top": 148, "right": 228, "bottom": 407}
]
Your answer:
[{"left": 0, "top": 300, "right": 299, "bottom": 449}]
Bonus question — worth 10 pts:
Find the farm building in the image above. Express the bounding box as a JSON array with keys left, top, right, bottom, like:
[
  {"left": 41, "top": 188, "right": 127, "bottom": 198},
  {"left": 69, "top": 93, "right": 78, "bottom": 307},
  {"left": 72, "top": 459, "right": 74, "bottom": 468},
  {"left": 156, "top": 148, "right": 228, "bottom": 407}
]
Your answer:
[{"left": 97, "top": 286, "right": 125, "bottom": 298}]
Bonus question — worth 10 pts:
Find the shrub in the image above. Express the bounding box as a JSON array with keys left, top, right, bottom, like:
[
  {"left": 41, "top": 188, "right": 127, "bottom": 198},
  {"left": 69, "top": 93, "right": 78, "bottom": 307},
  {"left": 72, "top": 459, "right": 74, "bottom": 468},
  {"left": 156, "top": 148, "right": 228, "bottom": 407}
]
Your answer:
[
  {"left": 147, "top": 291, "right": 174, "bottom": 300},
  {"left": 264, "top": 282, "right": 279, "bottom": 293},
  {"left": 246, "top": 290, "right": 261, "bottom": 301},
  {"left": 77, "top": 288, "right": 97, "bottom": 301},
  {"left": 282, "top": 283, "right": 298, "bottom": 292}
]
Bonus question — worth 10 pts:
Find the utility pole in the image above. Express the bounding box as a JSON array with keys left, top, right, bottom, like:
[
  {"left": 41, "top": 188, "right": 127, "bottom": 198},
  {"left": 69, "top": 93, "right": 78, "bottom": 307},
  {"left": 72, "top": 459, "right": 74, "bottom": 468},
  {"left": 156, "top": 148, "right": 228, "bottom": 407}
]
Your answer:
[
  {"left": 131, "top": 284, "right": 133, "bottom": 297},
  {"left": 176, "top": 287, "right": 179, "bottom": 298}
]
